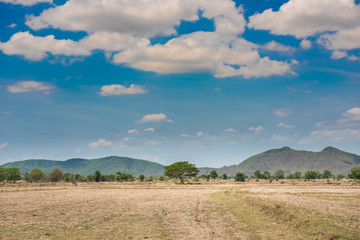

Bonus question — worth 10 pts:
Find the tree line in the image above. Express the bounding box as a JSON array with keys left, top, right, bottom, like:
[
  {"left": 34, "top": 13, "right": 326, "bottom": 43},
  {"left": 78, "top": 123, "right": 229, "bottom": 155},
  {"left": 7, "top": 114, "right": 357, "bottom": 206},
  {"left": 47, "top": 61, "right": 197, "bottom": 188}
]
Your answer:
[{"left": 1, "top": 163, "right": 359, "bottom": 183}]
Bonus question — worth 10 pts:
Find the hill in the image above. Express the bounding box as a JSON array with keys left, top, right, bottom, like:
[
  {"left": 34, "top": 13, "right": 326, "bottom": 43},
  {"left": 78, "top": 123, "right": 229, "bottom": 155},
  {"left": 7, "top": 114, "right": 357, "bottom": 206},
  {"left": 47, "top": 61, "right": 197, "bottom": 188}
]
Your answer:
[
  {"left": 2, "top": 156, "right": 165, "bottom": 176},
  {"left": 200, "top": 146, "right": 360, "bottom": 176}
]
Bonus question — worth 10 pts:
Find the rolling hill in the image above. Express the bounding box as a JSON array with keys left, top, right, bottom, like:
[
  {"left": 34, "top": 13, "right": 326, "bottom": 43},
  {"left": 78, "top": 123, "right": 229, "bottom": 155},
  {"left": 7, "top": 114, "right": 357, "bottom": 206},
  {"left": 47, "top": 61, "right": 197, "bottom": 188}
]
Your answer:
[
  {"left": 2, "top": 156, "right": 165, "bottom": 176},
  {"left": 199, "top": 146, "right": 360, "bottom": 176}
]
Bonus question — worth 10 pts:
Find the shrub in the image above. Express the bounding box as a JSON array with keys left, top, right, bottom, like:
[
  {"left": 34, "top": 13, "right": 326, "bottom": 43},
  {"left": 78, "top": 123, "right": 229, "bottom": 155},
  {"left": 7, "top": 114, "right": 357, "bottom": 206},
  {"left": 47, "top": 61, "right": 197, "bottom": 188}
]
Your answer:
[
  {"left": 50, "top": 168, "right": 64, "bottom": 182},
  {"left": 235, "top": 172, "right": 246, "bottom": 182},
  {"left": 350, "top": 167, "right": 360, "bottom": 179},
  {"left": 139, "top": 174, "right": 145, "bottom": 182}
]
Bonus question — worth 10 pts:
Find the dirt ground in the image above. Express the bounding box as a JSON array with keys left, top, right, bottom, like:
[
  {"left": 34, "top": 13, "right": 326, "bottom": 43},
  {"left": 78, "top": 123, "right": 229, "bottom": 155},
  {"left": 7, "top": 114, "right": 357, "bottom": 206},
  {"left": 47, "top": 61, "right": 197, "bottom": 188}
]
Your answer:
[{"left": 0, "top": 181, "right": 359, "bottom": 240}]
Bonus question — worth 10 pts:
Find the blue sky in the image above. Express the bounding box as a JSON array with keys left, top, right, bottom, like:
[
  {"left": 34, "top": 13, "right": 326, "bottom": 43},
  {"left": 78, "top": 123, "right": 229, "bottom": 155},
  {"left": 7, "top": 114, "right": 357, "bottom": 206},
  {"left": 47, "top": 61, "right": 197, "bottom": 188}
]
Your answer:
[{"left": 1, "top": 0, "right": 360, "bottom": 167}]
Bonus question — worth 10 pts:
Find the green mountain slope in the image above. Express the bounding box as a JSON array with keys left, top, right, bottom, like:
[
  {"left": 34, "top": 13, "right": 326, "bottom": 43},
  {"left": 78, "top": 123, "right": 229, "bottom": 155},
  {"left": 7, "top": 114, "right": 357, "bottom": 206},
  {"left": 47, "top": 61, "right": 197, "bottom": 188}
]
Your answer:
[
  {"left": 2, "top": 156, "right": 165, "bottom": 176},
  {"left": 200, "top": 146, "right": 360, "bottom": 176}
]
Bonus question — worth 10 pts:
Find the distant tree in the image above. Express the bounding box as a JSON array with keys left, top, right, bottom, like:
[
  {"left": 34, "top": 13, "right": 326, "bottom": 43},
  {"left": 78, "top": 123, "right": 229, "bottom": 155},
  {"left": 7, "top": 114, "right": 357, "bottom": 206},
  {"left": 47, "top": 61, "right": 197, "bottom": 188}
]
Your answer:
[
  {"left": 222, "top": 173, "right": 228, "bottom": 180},
  {"left": 350, "top": 166, "right": 360, "bottom": 179},
  {"left": 235, "top": 172, "right": 246, "bottom": 182},
  {"left": 30, "top": 168, "right": 44, "bottom": 182},
  {"left": 139, "top": 175, "right": 145, "bottom": 182},
  {"left": 0, "top": 166, "right": 6, "bottom": 181},
  {"left": 94, "top": 170, "right": 101, "bottom": 182},
  {"left": 50, "top": 168, "right": 64, "bottom": 182},
  {"left": 6, "top": 167, "right": 21, "bottom": 182},
  {"left": 262, "top": 171, "right": 270, "bottom": 180},
  {"left": 286, "top": 173, "right": 294, "bottom": 179},
  {"left": 274, "top": 170, "right": 284, "bottom": 179},
  {"left": 87, "top": 174, "right": 95, "bottom": 182},
  {"left": 323, "top": 170, "right": 332, "bottom": 179},
  {"left": 304, "top": 170, "right": 320, "bottom": 180},
  {"left": 335, "top": 174, "right": 344, "bottom": 180},
  {"left": 209, "top": 170, "right": 218, "bottom": 180},
  {"left": 164, "top": 161, "right": 199, "bottom": 184},
  {"left": 159, "top": 176, "right": 165, "bottom": 181},
  {"left": 293, "top": 171, "right": 302, "bottom": 179},
  {"left": 254, "top": 170, "right": 262, "bottom": 179},
  {"left": 114, "top": 174, "right": 121, "bottom": 182}
]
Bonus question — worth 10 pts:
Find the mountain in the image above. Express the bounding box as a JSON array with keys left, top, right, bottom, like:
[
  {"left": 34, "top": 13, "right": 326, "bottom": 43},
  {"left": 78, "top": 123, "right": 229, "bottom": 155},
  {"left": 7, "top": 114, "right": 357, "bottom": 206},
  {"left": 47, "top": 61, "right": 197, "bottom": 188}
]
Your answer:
[
  {"left": 200, "top": 146, "right": 360, "bottom": 176},
  {"left": 1, "top": 156, "right": 165, "bottom": 176}
]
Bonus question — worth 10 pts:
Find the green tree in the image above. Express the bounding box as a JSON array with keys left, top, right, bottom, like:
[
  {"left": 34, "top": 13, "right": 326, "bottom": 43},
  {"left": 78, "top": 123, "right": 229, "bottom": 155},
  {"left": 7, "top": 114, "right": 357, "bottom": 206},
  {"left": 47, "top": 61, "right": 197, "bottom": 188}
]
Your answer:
[
  {"left": 0, "top": 166, "right": 6, "bottom": 181},
  {"left": 262, "top": 171, "right": 270, "bottom": 180},
  {"left": 274, "top": 170, "right": 284, "bottom": 179},
  {"left": 350, "top": 166, "right": 360, "bottom": 179},
  {"left": 159, "top": 176, "right": 165, "bottom": 181},
  {"left": 94, "top": 170, "right": 101, "bottom": 182},
  {"left": 254, "top": 170, "right": 262, "bottom": 179},
  {"left": 6, "top": 167, "right": 21, "bottom": 182},
  {"left": 323, "top": 170, "right": 332, "bottom": 179},
  {"left": 304, "top": 170, "right": 320, "bottom": 180},
  {"left": 30, "top": 168, "right": 44, "bottom": 182},
  {"left": 222, "top": 173, "right": 228, "bottom": 180},
  {"left": 209, "top": 170, "right": 218, "bottom": 180},
  {"left": 164, "top": 161, "right": 199, "bottom": 184},
  {"left": 235, "top": 172, "right": 246, "bottom": 182},
  {"left": 50, "top": 168, "right": 64, "bottom": 182},
  {"left": 114, "top": 174, "right": 121, "bottom": 182},
  {"left": 139, "top": 174, "right": 145, "bottom": 182},
  {"left": 293, "top": 171, "right": 302, "bottom": 179}
]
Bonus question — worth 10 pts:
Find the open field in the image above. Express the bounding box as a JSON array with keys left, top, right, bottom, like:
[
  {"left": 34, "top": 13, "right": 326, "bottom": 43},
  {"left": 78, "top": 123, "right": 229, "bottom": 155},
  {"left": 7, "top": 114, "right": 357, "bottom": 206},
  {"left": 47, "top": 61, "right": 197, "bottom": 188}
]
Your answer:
[{"left": 1, "top": 180, "right": 359, "bottom": 240}]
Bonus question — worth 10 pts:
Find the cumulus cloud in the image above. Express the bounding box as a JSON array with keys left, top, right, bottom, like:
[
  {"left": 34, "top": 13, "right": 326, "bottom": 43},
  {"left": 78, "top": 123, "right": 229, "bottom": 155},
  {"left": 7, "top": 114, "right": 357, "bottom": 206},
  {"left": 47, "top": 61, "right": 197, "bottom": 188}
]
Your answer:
[
  {"left": 7, "top": 81, "right": 53, "bottom": 93},
  {"left": 99, "top": 84, "right": 147, "bottom": 96},
  {"left": 0, "top": 0, "right": 52, "bottom": 6},
  {"left": 274, "top": 108, "right": 291, "bottom": 117},
  {"left": 300, "top": 39, "right": 311, "bottom": 49},
  {"left": 225, "top": 128, "right": 237, "bottom": 133},
  {"left": 261, "top": 41, "right": 294, "bottom": 52},
  {"left": 248, "top": 0, "right": 360, "bottom": 39},
  {"left": 88, "top": 138, "right": 112, "bottom": 148},
  {"left": 0, "top": 0, "right": 293, "bottom": 78},
  {"left": 0, "top": 142, "right": 8, "bottom": 149},
  {"left": 318, "top": 26, "right": 360, "bottom": 50},
  {"left": 0, "top": 31, "right": 145, "bottom": 60},
  {"left": 128, "top": 129, "right": 139, "bottom": 134},
  {"left": 7, "top": 23, "right": 17, "bottom": 28},
  {"left": 248, "top": 126, "right": 265, "bottom": 134},
  {"left": 338, "top": 107, "right": 360, "bottom": 123},
  {"left": 331, "top": 50, "right": 348, "bottom": 60},
  {"left": 136, "top": 113, "right": 173, "bottom": 124},
  {"left": 278, "top": 123, "right": 296, "bottom": 128},
  {"left": 144, "top": 128, "right": 155, "bottom": 132}
]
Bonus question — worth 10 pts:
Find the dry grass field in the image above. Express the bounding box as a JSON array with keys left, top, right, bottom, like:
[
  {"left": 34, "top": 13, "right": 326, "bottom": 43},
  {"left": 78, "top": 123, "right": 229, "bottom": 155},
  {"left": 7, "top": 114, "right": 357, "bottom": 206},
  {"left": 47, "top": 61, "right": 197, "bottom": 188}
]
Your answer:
[{"left": 1, "top": 180, "right": 359, "bottom": 240}]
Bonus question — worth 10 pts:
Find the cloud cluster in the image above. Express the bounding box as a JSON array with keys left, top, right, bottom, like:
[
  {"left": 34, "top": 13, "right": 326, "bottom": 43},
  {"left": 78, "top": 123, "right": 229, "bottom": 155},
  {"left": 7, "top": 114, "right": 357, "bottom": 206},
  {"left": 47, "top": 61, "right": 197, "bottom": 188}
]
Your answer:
[
  {"left": 99, "top": 84, "right": 147, "bottom": 96},
  {"left": 7, "top": 80, "right": 53, "bottom": 93},
  {"left": 0, "top": 0, "right": 52, "bottom": 6},
  {"left": 0, "top": 0, "right": 293, "bottom": 78},
  {"left": 248, "top": 0, "right": 360, "bottom": 58},
  {"left": 136, "top": 113, "right": 173, "bottom": 124},
  {"left": 248, "top": 126, "right": 264, "bottom": 134},
  {"left": 88, "top": 138, "right": 112, "bottom": 148},
  {"left": 0, "top": 142, "right": 8, "bottom": 149}
]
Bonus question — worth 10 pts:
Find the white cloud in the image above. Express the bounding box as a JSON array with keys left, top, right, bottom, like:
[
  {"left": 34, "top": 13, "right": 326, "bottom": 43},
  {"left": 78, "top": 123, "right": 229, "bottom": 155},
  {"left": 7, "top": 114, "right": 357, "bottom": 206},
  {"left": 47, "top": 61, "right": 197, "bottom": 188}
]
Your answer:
[
  {"left": 318, "top": 26, "right": 360, "bottom": 50},
  {"left": 7, "top": 23, "right": 17, "bottom": 28},
  {"left": 248, "top": 0, "right": 360, "bottom": 39},
  {"left": 0, "top": 0, "right": 52, "bottom": 6},
  {"left": 99, "top": 84, "right": 147, "bottom": 96},
  {"left": 225, "top": 128, "right": 237, "bottom": 133},
  {"left": 136, "top": 113, "right": 173, "bottom": 124},
  {"left": 310, "top": 129, "right": 360, "bottom": 141},
  {"left": 196, "top": 131, "right": 205, "bottom": 137},
  {"left": 248, "top": 126, "right": 265, "bottom": 134},
  {"left": 128, "top": 129, "right": 139, "bottom": 134},
  {"left": 315, "top": 121, "right": 327, "bottom": 127},
  {"left": 181, "top": 134, "right": 190, "bottom": 137},
  {"left": 300, "top": 39, "right": 311, "bottom": 49},
  {"left": 261, "top": 41, "right": 294, "bottom": 52},
  {"left": 7, "top": 81, "right": 53, "bottom": 93},
  {"left": 274, "top": 108, "right": 291, "bottom": 117},
  {"left": 0, "top": 0, "right": 293, "bottom": 79},
  {"left": 338, "top": 107, "right": 360, "bottom": 123},
  {"left": 331, "top": 50, "right": 348, "bottom": 60},
  {"left": 0, "top": 142, "right": 8, "bottom": 149},
  {"left": 144, "top": 128, "right": 155, "bottom": 132},
  {"left": 278, "top": 123, "right": 296, "bottom": 128},
  {"left": 348, "top": 55, "right": 359, "bottom": 61},
  {"left": 0, "top": 31, "right": 145, "bottom": 61},
  {"left": 88, "top": 138, "right": 112, "bottom": 148}
]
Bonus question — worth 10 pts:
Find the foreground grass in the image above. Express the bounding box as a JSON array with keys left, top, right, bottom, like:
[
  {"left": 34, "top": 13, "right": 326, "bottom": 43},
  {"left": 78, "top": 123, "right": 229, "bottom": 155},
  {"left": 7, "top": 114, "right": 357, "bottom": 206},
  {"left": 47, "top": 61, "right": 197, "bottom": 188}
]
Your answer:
[
  {"left": 212, "top": 189, "right": 360, "bottom": 240},
  {"left": 1, "top": 182, "right": 359, "bottom": 239}
]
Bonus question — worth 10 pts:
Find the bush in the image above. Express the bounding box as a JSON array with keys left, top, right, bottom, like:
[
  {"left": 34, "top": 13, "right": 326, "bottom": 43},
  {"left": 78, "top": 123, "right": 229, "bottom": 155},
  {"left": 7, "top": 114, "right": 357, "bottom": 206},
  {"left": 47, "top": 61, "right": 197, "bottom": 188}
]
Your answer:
[
  {"left": 222, "top": 173, "right": 228, "bottom": 179},
  {"left": 139, "top": 175, "right": 145, "bottom": 182},
  {"left": 94, "top": 170, "right": 101, "bottom": 182},
  {"left": 350, "top": 167, "right": 360, "bottom": 179},
  {"left": 159, "top": 176, "right": 165, "bottom": 181},
  {"left": 50, "top": 168, "right": 64, "bottom": 182},
  {"left": 235, "top": 172, "right": 246, "bottom": 182},
  {"left": 30, "top": 168, "right": 44, "bottom": 182},
  {"left": 6, "top": 168, "right": 22, "bottom": 182}
]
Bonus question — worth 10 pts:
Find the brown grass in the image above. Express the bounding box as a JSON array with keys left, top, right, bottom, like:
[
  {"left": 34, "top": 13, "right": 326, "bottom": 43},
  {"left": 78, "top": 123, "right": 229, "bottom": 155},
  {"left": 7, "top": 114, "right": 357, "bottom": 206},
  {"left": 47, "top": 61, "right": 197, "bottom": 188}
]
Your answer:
[{"left": 0, "top": 181, "right": 359, "bottom": 239}]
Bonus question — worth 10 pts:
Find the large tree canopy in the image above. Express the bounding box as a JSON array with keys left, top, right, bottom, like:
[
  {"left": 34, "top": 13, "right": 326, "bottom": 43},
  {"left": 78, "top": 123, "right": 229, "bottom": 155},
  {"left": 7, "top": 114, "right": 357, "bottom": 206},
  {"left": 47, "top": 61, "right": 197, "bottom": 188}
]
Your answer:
[{"left": 164, "top": 161, "right": 199, "bottom": 184}]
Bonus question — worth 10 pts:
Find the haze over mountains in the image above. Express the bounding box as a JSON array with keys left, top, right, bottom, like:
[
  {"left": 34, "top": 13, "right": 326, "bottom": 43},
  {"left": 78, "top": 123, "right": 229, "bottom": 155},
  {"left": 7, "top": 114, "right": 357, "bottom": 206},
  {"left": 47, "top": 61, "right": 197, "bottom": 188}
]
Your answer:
[{"left": 2, "top": 147, "right": 360, "bottom": 176}]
